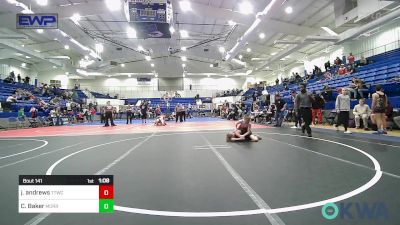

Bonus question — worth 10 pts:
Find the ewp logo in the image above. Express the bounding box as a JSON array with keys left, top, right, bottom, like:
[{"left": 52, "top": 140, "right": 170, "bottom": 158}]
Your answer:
[
  {"left": 17, "top": 13, "right": 58, "bottom": 29},
  {"left": 322, "top": 202, "right": 390, "bottom": 220}
]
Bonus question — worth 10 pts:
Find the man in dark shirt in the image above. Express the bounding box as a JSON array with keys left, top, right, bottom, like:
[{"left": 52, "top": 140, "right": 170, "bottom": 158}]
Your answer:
[
  {"left": 312, "top": 92, "right": 325, "bottom": 125},
  {"left": 104, "top": 101, "right": 116, "bottom": 127},
  {"left": 274, "top": 95, "right": 287, "bottom": 127},
  {"left": 296, "top": 84, "right": 314, "bottom": 137}
]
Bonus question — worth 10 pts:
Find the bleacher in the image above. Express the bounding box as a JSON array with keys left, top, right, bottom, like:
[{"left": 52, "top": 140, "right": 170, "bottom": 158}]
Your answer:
[
  {"left": 125, "top": 97, "right": 211, "bottom": 113},
  {"left": 90, "top": 91, "right": 116, "bottom": 99},
  {"left": 246, "top": 48, "right": 400, "bottom": 110}
]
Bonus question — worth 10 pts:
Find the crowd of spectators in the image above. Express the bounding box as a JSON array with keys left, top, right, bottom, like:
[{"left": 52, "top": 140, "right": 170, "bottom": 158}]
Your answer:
[{"left": 215, "top": 89, "right": 242, "bottom": 97}]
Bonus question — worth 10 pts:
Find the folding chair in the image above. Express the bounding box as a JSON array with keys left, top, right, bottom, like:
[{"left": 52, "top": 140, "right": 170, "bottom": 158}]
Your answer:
[{"left": 324, "top": 110, "right": 337, "bottom": 125}]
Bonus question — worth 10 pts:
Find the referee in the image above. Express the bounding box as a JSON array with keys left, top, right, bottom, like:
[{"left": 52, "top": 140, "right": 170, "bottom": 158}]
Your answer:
[
  {"left": 126, "top": 104, "right": 133, "bottom": 124},
  {"left": 104, "top": 101, "right": 116, "bottom": 127},
  {"left": 295, "top": 84, "right": 314, "bottom": 137}
]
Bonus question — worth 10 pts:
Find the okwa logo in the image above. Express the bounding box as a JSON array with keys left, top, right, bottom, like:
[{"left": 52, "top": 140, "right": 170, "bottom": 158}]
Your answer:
[{"left": 322, "top": 202, "right": 389, "bottom": 220}]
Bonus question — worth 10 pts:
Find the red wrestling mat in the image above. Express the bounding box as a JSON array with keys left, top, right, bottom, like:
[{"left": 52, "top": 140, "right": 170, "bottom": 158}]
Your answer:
[{"left": 0, "top": 121, "right": 270, "bottom": 138}]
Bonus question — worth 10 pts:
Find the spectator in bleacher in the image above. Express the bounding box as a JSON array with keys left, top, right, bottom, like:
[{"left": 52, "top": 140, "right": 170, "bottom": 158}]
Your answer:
[
  {"left": 359, "top": 55, "right": 367, "bottom": 66},
  {"left": 312, "top": 92, "right": 325, "bottom": 125},
  {"left": 324, "top": 61, "right": 331, "bottom": 71},
  {"left": 23, "top": 76, "right": 30, "bottom": 84},
  {"left": 323, "top": 71, "right": 333, "bottom": 80},
  {"left": 252, "top": 92, "right": 257, "bottom": 102},
  {"left": 295, "top": 73, "right": 302, "bottom": 83},
  {"left": 10, "top": 71, "right": 15, "bottom": 82},
  {"left": 274, "top": 95, "right": 287, "bottom": 127},
  {"left": 321, "top": 85, "right": 333, "bottom": 101},
  {"left": 334, "top": 57, "right": 342, "bottom": 66},
  {"left": 353, "top": 98, "right": 371, "bottom": 131},
  {"left": 335, "top": 88, "right": 352, "bottom": 134},
  {"left": 347, "top": 64, "right": 356, "bottom": 74},
  {"left": 6, "top": 94, "right": 17, "bottom": 103},
  {"left": 347, "top": 53, "right": 355, "bottom": 65},
  {"left": 338, "top": 64, "right": 348, "bottom": 76},
  {"left": 304, "top": 72, "right": 314, "bottom": 83},
  {"left": 354, "top": 78, "right": 368, "bottom": 99},
  {"left": 17, "top": 74, "right": 21, "bottom": 83},
  {"left": 390, "top": 75, "right": 400, "bottom": 82},
  {"left": 252, "top": 101, "right": 260, "bottom": 112},
  {"left": 29, "top": 106, "right": 38, "bottom": 119},
  {"left": 371, "top": 84, "right": 388, "bottom": 134},
  {"left": 275, "top": 78, "right": 279, "bottom": 86}
]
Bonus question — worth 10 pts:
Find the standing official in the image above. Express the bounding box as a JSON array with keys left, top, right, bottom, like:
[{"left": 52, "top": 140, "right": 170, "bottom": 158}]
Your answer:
[
  {"left": 126, "top": 104, "right": 133, "bottom": 124},
  {"left": 296, "top": 84, "right": 314, "bottom": 137},
  {"left": 104, "top": 101, "right": 116, "bottom": 127}
]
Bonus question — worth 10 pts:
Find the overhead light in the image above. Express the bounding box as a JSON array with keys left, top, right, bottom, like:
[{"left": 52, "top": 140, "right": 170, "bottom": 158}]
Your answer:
[
  {"left": 179, "top": 1, "right": 192, "bottom": 12},
  {"left": 95, "top": 43, "right": 104, "bottom": 53},
  {"left": 84, "top": 55, "right": 89, "bottom": 60},
  {"left": 180, "top": 30, "right": 189, "bottom": 38},
  {"left": 225, "top": 75, "right": 228, "bottom": 78},
  {"left": 138, "top": 45, "right": 144, "bottom": 51},
  {"left": 239, "top": 55, "right": 243, "bottom": 59},
  {"left": 128, "top": 74, "right": 131, "bottom": 78},
  {"left": 181, "top": 46, "right": 187, "bottom": 51},
  {"left": 181, "top": 56, "right": 187, "bottom": 61},
  {"left": 246, "top": 48, "right": 252, "bottom": 52},
  {"left": 34, "top": 49, "right": 41, "bottom": 53},
  {"left": 259, "top": 33, "right": 265, "bottom": 39},
  {"left": 36, "top": 0, "right": 47, "bottom": 6},
  {"left": 52, "top": 66, "right": 57, "bottom": 69},
  {"left": 121, "top": 63, "right": 125, "bottom": 68},
  {"left": 21, "top": 63, "right": 26, "bottom": 67},
  {"left": 228, "top": 20, "right": 236, "bottom": 26},
  {"left": 169, "top": 26, "right": 175, "bottom": 34},
  {"left": 182, "top": 63, "right": 186, "bottom": 68},
  {"left": 108, "top": 75, "right": 111, "bottom": 78},
  {"left": 207, "top": 75, "right": 210, "bottom": 78},
  {"left": 127, "top": 27, "right": 137, "bottom": 38},
  {"left": 71, "top": 13, "right": 81, "bottom": 24},
  {"left": 151, "top": 63, "right": 155, "bottom": 67},
  {"left": 145, "top": 56, "right": 152, "bottom": 61},
  {"left": 321, "top": 27, "right": 338, "bottom": 36},
  {"left": 209, "top": 64, "right": 214, "bottom": 68},
  {"left": 64, "top": 45, "right": 70, "bottom": 50},
  {"left": 239, "top": 1, "right": 253, "bottom": 15},
  {"left": 219, "top": 46, "right": 225, "bottom": 53},
  {"left": 21, "top": 45, "right": 25, "bottom": 47},
  {"left": 246, "top": 70, "right": 253, "bottom": 75},
  {"left": 183, "top": 73, "right": 186, "bottom": 77},
  {"left": 54, "top": 38, "right": 58, "bottom": 41},
  {"left": 70, "top": 38, "right": 89, "bottom": 51},
  {"left": 285, "top": 6, "right": 293, "bottom": 14},
  {"left": 270, "top": 52, "right": 277, "bottom": 56},
  {"left": 65, "top": 72, "right": 69, "bottom": 75},
  {"left": 25, "top": 56, "right": 31, "bottom": 59},
  {"left": 36, "top": 29, "right": 43, "bottom": 34},
  {"left": 105, "top": 0, "right": 121, "bottom": 11}
]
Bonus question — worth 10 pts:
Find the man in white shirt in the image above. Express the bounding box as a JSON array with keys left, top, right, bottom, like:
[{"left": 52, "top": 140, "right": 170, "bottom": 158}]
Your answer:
[
  {"left": 6, "top": 95, "right": 17, "bottom": 103},
  {"left": 353, "top": 98, "right": 371, "bottom": 131}
]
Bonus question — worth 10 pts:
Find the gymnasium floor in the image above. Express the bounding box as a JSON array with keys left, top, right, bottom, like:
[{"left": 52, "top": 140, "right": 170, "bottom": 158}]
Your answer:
[{"left": 1, "top": 119, "right": 400, "bottom": 225}]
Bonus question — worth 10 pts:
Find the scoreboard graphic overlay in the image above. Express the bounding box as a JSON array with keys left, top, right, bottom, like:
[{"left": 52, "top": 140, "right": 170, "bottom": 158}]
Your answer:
[{"left": 18, "top": 175, "right": 114, "bottom": 213}]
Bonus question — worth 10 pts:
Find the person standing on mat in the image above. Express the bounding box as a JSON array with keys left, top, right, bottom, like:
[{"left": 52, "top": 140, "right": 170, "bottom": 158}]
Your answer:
[
  {"left": 104, "top": 101, "right": 116, "bottom": 127},
  {"left": 291, "top": 91, "right": 302, "bottom": 129},
  {"left": 371, "top": 85, "right": 388, "bottom": 134},
  {"left": 295, "top": 83, "right": 314, "bottom": 137},
  {"left": 126, "top": 104, "right": 133, "bottom": 124},
  {"left": 335, "top": 88, "right": 352, "bottom": 134},
  {"left": 140, "top": 100, "right": 148, "bottom": 124}
]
